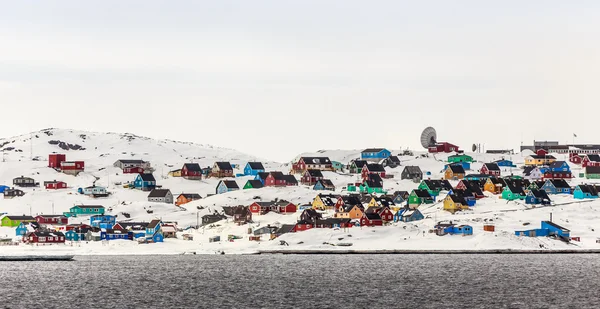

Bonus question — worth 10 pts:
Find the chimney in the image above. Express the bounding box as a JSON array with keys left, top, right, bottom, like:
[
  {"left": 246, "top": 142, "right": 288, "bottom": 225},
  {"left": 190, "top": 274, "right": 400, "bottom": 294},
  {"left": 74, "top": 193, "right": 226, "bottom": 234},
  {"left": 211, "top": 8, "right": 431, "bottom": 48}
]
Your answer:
[{"left": 550, "top": 212, "right": 553, "bottom": 222}]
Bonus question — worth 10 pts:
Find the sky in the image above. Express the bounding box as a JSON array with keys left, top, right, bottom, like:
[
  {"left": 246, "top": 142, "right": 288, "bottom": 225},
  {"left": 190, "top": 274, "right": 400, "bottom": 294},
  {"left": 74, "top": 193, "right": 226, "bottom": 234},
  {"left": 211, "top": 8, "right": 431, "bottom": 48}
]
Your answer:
[{"left": 1, "top": 1, "right": 599, "bottom": 162}]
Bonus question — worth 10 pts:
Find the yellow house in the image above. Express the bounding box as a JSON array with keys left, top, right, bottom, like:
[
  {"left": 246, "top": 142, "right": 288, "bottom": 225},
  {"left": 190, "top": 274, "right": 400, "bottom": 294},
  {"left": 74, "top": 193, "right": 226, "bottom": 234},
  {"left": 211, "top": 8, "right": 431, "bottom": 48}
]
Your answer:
[
  {"left": 169, "top": 169, "right": 182, "bottom": 177},
  {"left": 443, "top": 195, "right": 469, "bottom": 213},
  {"left": 444, "top": 165, "right": 465, "bottom": 180},
  {"left": 524, "top": 155, "right": 556, "bottom": 166},
  {"left": 335, "top": 205, "right": 364, "bottom": 219},
  {"left": 484, "top": 178, "right": 505, "bottom": 194},
  {"left": 368, "top": 196, "right": 399, "bottom": 212},
  {"left": 312, "top": 194, "right": 337, "bottom": 210}
]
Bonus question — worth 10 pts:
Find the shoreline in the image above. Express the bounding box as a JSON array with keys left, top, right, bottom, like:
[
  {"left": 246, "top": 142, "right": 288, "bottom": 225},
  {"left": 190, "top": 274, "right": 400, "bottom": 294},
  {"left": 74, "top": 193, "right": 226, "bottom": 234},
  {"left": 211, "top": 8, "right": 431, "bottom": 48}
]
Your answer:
[{"left": 253, "top": 249, "right": 600, "bottom": 255}]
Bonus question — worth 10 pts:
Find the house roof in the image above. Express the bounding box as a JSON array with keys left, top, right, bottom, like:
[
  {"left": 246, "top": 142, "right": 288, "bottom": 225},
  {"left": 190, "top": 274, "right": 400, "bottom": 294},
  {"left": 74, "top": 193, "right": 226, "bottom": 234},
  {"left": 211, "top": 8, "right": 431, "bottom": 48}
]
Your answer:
[
  {"left": 542, "top": 221, "right": 570, "bottom": 232},
  {"left": 412, "top": 189, "right": 431, "bottom": 198},
  {"left": 269, "top": 171, "right": 286, "bottom": 180},
  {"left": 233, "top": 206, "right": 251, "bottom": 216},
  {"left": 523, "top": 166, "right": 536, "bottom": 176},
  {"left": 364, "top": 179, "right": 383, "bottom": 188},
  {"left": 178, "top": 193, "right": 202, "bottom": 200},
  {"left": 276, "top": 224, "right": 297, "bottom": 235},
  {"left": 13, "top": 176, "right": 34, "bottom": 181},
  {"left": 245, "top": 180, "right": 264, "bottom": 188},
  {"left": 365, "top": 164, "right": 386, "bottom": 172},
  {"left": 352, "top": 160, "right": 368, "bottom": 168},
  {"left": 483, "top": 163, "right": 501, "bottom": 171},
  {"left": 3, "top": 215, "right": 35, "bottom": 221},
  {"left": 367, "top": 174, "right": 383, "bottom": 183},
  {"left": 585, "top": 166, "right": 600, "bottom": 174},
  {"left": 183, "top": 163, "right": 202, "bottom": 172},
  {"left": 300, "top": 157, "right": 331, "bottom": 165},
  {"left": 147, "top": 219, "right": 161, "bottom": 229},
  {"left": 215, "top": 162, "right": 233, "bottom": 170},
  {"left": 116, "top": 222, "right": 149, "bottom": 229},
  {"left": 36, "top": 214, "right": 65, "bottom": 218},
  {"left": 74, "top": 205, "right": 105, "bottom": 209},
  {"left": 220, "top": 180, "right": 239, "bottom": 189},
  {"left": 506, "top": 183, "right": 525, "bottom": 195},
  {"left": 103, "top": 229, "right": 129, "bottom": 234},
  {"left": 529, "top": 189, "right": 550, "bottom": 200},
  {"left": 283, "top": 175, "right": 298, "bottom": 184},
  {"left": 447, "top": 165, "right": 466, "bottom": 174},
  {"left": 138, "top": 173, "right": 156, "bottom": 182},
  {"left": 247, "top": 162, "right": 265, "bottom": 170},
  {"left": 362, "top": 148, "right": 388, "bottom": 153},
  {"left": 448, "top": 194, "right": 467, "bottom": 205},
  {"left": 364, "top": 212, "right": 382, "bottom": 220},
  {"left": 577, "top": 185, "right": 599, "bottom": 195},
  {"left": 341, "top": 194, "right": 363, "bottom": 206},
  {"left": 117, "top": 160, "right": 146, "bottom": 164},
  {"left": 306, "top": 169, "right": 324, "bottom": 177},
  {"left": 548, "top": 179, "right": 570, "bottom": 189},
  {"left": 529, "top": 155, "right": 556, "bottom": 159},
  {"left": 29, "top": 231, "right": 65, "bottom": 237},
  {"left": 488, "top": 178, "right": 506, "bottom": 185},
  {"left": 548, "top": 161, "right": 568, "bottom": 169},
  {"left": 586, "top": 154, "right": 600, "bottom": 162},
  {"left": 148, "top": 189, "right": 172, "bottom": 198},
  {"left": 256, "top": 172, "right": 270, "bottom": 180},
  {"left": 403, "top": 166, "right": 422, "bottom": 175},
  {"left": 393, "top": 191, "right": 410, "bottom": 199},
  {"left": 318, "top": 179, "right": 335, "bottom": 188}
]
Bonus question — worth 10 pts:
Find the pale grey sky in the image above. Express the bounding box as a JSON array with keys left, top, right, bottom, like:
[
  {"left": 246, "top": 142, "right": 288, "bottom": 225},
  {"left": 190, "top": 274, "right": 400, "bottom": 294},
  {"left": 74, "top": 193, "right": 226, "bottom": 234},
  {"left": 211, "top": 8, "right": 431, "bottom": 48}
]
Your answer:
[{"left": 1, "top": 1, "right": 599, "bottom": 161}]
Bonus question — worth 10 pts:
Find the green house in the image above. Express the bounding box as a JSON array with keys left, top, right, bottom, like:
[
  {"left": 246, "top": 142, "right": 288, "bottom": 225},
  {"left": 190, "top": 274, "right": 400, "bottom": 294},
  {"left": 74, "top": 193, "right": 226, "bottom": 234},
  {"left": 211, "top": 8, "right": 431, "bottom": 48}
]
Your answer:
[
  {"left": 331, "top": 161, "right": 345, "bottom": 172},
  {"left": 501, "top": 185, "right": 526, "bottom": 201},
  {"left": 585, "top": 167, "right": 600, "bottom": 179},
  {"left": 417, "top": 180, "right": 451, "bottom": 197},
  {"left": 63, "top": 205, "right": 105, "bottom": 218},
  {"left": 1, "top": 215, "right": 36, "bottom": 227},
  {"left": 448, "top": 154, "right": 474, "bottom": 163},
  {"left": 243, "top": 180, "right": 264, "bottom": 190},
  {"left": 408, "top": 189, "right": 434, "bottom": 206},
  {"left": 360, "top": 180, "right": 385, "bottom": 194},
  {"left": 347, "top": 183, "right": 358, "bottom": 192},
  {"left": 349, "top": 160, "right": 367, "bottom": 174}
]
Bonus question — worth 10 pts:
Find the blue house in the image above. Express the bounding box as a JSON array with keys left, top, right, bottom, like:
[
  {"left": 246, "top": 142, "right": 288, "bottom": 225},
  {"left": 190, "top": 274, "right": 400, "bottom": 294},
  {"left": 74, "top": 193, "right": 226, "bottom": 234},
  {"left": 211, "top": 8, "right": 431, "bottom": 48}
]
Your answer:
[
  {"left": 548, "top": 161, "right": 571, "bottom": 172},
  {"left": 0, "top": 185, "right": 9, "bottom": 194},
  {"left": 216, "top": 180, "right": 239, "bottom": 194},
  {"left": 464, "top": 174, "right": 492, "bottom": 181},
  {"left": 90, "top": 215, "right": 117, "bottom": 229},
  {"left": 494, "top": 159, "right": 516, "bottom": 167},
  {"left": 145, "top": 219, "right": 164, "bottom": 243},
  {"left": 134, "top": 173, "right": 156, "bottom": 191},
  {"left": 525, "top": 189, "right": 551, "bottom": 205},
  {"left": 243, "top": 162, "right": 265, "bottom": 176},
  {"left": 541, "top": 179, "right": 571, "bottom": 194},
  {"left": 573, "top": 185, "right": 599, "bottom": 200},
  {"left": 15, "top": 222, "right": 29, "bottom": 236},
  {"left": 100, "top": 229, "right": 132, "bottom": 241},
  {"left": 451, "top": 225, "right": 473, "bottom": 235},
  {"left": 392, "top": 191, "right": 409, "bottom": 205},
  {"left": 255, "top": 172, "right": 269, "bottom": 185},
  {"left": 448, "top": 189, "right": 476, "bottom": 206},
  {"left": 313, "top": 179, "right": 335, "bottom": 191},
  {"left": 65, "top": 229, "right": 80, "bottom": 241},
  {"left": 435, "top": 222, "right": 473, "bottom": 235},
  {"left": 394, "top": 208, "right": 424, "bottom": 222},
  {"left": 515, "top": 221, "right": 570, "bottom": 239},
  {"left": 444, "top": 162, "right": 471, "bottom": 171},
  {"left": 361, "top": 148, "right": 391, "bottom": 161}
]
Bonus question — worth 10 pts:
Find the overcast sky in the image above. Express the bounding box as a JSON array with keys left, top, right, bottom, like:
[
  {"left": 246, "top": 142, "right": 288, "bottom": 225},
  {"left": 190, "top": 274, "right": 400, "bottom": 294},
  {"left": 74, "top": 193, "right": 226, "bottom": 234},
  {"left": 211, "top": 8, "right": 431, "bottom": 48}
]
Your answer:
[{"left": 1, "top": 1, "right": 599, "bottom": 161}]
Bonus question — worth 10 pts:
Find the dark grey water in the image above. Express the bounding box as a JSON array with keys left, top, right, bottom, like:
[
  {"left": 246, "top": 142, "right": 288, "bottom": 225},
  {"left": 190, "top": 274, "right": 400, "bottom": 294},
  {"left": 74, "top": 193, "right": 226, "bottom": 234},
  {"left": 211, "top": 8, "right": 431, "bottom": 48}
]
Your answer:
[{"left": 1, "top": 254, "right": 598, "bottom": 309}]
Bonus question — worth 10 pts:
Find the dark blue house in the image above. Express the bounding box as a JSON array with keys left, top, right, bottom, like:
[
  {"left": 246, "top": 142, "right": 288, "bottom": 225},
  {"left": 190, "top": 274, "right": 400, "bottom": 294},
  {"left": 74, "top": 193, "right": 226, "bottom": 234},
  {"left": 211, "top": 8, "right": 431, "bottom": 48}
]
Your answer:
[
  {"left": 90, "top": 215, "right": 117, "bottom": 229},
  {"left": 494, "top": 159, "right": 516, "bottom": 167},
  {"left": 243, "top": 162, "right": 265, "bottom": 176},
  {"left": 541, "top": 179, "right": 571, "bottom": 194},
  {"left": 525, "top": 189, "right": 551, "bottom": 205},
  {"left": 515, "top": 221, "right": 570, "bottom": 238},
  {"left": 134, "top": 173, "right": 156, "bottom": 191},
  {"left": 394, "top": 208, "right": 424, "bottom": 222},
  {"left": 100, "top": 229, "right": 132, "bottom": 241},
  {"left": 444, "top": 162, "right": 471, "bottom": 171},
  {"left": 0, "top": 185, "right": 9, "bottom": 194},
  {"left": 361, "top": 148, "right": 391, "bottom": 161}
]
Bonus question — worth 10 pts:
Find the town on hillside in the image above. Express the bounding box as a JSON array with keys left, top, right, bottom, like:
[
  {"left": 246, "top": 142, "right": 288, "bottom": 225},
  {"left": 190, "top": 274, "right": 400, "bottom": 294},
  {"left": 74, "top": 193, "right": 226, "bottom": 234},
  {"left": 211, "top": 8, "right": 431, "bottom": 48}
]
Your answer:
[{"left": 1, "top": 130, "right": 600, "bottom": 251}]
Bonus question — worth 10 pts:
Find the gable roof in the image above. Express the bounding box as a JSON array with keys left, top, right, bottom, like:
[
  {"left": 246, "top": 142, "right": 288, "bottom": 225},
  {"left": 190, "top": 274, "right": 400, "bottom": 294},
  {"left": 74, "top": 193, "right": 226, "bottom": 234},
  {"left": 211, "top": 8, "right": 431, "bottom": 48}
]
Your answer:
[
  {"left": 269, "top": 171, "right": 286, "bottom": 180},
  {"left": 577, "top": 184, "right": 599, "bottom": 195},
  {"left": 547, "top": 179, "right": 570, "bottom": 189},
  {"left": 256, "top": 172, "right": 270, "bottom": 180},
  {"left": 586, "top": 166, "right": 600, "bottom": 174},
  {"left": 447, "top": 165, "right": 466, "bottom": 174},
  {"left": 586, "top": 154, "right": 600, "bottom": 162},
  {"left": 246, "top": 162, "right": 265, "bottom": 170},
  {"left": 283, "top": 175, "right": 298, "bottom": 184},
  {"left": 3, "top": 215, "right": 35, "bottom": 221},
  {"left": 148, "top": 189, "right": 172, "bottom": 198},
  {"left": 215, "top": 162, "right": 233, "bottom": 170},
  {"left": 147, "top": 219, "right": 161, "bottom": 229},
  {"left": 483, "top": 163, "right": 501, "bottom": 171},
  {"left": 245, "top": 180, "right": 264, "bottom": 188},
  {"left": 364, "top": 212, "right": 382, "bottom": 220},
  {"left": 367, "top": 174, "right": 383, "bottom": 183},
  {"left": 529, "top": 189, "right": 550, "bottom": 200},
  {"left": 365, "top": 164, "right": 386, "bottom": 172},
  {"left": 528, "top": 155, "right": 556, "bottom": 160},
  {"left": 299, "top": 157, "right": 331, "bottom": 165},
  {"left": 220, "top": 180, "right": 239, "bottom": 189},
  {"left": 74, "top": 205, "right": 105, "bottom": 209},
  {"left": 317, "top": 179, "right": 335, "bottom": 188},
  {"left": 362, "top": 148, "right": 388, "bottom": 153},
  {"left": 306, "top": 169, "right": 324, "bottom": 177},
  {"left": 403, "top": 166, "right": 422, "bottom": 175},
  {"left": 548, "top": 161, "right": 568, "bottom": 169},
  {"left": 183, "top": 163, "right": 202, "bottom": 172},
  {"left": 505, "top": 183, "right": 525, "bottom": 195},
  {"left": 387, "top": 156, "right": 401, "bottom": 163},
  {"left": 448, "top": 194, "right": 467, "bottom": 205},
  {"left": 138, "top": 173, "right": 156, "bottom": 182},
  {"left": 352, "top": 160, "right": 368, "bottom": 168},
  {"left": 341, "top": 194, "right": 363, "bottom": 207},
  {"left": 178, "top": 193, "right": 202, "bottom": 200},
  {"left": 412, "top": 189, "right": 431, "bottom": 198}
]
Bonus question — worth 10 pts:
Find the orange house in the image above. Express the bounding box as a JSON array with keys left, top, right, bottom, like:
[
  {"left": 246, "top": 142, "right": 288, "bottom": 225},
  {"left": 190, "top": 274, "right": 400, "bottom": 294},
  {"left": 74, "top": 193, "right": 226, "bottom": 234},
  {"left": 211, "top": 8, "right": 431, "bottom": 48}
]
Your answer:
[
  {"left": 444, "top": 165, "right": 465, "bottom": 180},
  {"left": 484, "top": 178, "right": 505, "bottom": 194},
  {"left": 175, "top": 193, "right": 202, "bottom": 206},
  {"left": 335, "top": 205, "right": 364, "bottom": 220}
]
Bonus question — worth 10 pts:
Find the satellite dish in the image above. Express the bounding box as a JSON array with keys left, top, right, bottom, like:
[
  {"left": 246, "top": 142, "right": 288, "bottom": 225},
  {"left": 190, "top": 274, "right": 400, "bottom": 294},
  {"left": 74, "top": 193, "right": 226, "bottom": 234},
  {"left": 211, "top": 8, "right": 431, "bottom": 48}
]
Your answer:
[
  {"left": 420, "top": 127, "right": 437, "bottom": 149},
  {"left": 472, "top": 144, "right": 478, "bottom": 152}
]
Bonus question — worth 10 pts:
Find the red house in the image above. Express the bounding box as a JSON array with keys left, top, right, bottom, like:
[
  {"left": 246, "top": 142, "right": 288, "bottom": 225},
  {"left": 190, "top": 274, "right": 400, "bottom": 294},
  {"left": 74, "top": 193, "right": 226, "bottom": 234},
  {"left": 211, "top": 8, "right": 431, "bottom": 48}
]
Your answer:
[
  {"left": 181, "top": 163, "right": 202, "bottom": 180},
  {"left": 428, "top": 142, "right": 460, "bottom": 153},
  {"left": 294, "top": 221, "right": 314, "bottom": 232},
  {"left": 480, "top": 163, "right": 501, "bottom": 176},
  {"left": 273, "top": 202, "right": 297, "bottom": 214},
  {"left": 292, "top": 157, "right": 333, "bottom": 174},
  {"left": 60, "top": 161, "right": 85, "bottom": 175},
  {"left": 360, "top": 213, "right": 383, "bottom": 227},
  {"left": 582, "top": 155, "right": 600, "bottom": 168},
  {"left": 23, "top": 231, "right": 66, "bottom": 244},
  {"left": 36, "top": 215, "right": 69, "bottom": 225},
  {"left": 44, "top": 180, "right": 67, "bottom": 190},
  {"left": 65, "top": 223, "right": 92, "bottom": 231},
  {"left": 335, "top": 195, "right": 363, "bottom": 210},
  {"left": 249, "top": 202, "right": 273, "bottom": 215},
  {"left": 48, "top": 154, "right": 66, "bottom": 168},
  {"left": 376, "top": 207, "right": 394, "bottom": 222},
  {"left": 569, "top": 153, "right": 583, "bottom": 164},
  {"left": 123, "top": 166, "right": 145, "bottom": 174},
  {"left": 301, "top": 169, "right": 323, "bottom": 185},
  {"left": 536, "top": 149, "right": 549, "bottom": 156},
  {"left": 265, "top": 172, "right": 288, "bottom": 187},
  {"left": 542, "top": 171, "right": 573, "bottom": 180},
  {"left": 361, "top": 164, "right": 386, "bottom": 180}
]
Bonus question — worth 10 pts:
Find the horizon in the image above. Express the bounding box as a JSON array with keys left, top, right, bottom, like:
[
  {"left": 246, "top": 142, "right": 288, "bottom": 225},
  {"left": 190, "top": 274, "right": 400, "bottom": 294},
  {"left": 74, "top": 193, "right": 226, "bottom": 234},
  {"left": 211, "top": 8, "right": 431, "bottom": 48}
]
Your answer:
[{"left": 1, "top": 1, "right": 599, "bottom": 161}]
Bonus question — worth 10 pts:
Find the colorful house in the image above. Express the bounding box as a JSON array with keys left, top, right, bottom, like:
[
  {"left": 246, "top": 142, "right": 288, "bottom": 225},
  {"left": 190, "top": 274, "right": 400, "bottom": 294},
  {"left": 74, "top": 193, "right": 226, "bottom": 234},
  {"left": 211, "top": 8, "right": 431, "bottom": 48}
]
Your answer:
[
  {"left": 361, "top": 164, "right": 386, "bottom": 180},
  {"left": 573, "top": 185, "right": 599, "bottom": 199},
  {"left": 243, "top": 162, "right": 265, "bottom": 176},
  {"left": 23, "top": 231, "right": 65, "bottom": 244},
  {"left": 515, "top": 221, "right": 570, "bottom": 238},
  {"left": 44, "top": 180, "right": 67, "bottom": 190},
  {"left": 448, "top": 189, "right": 476, "bottom": 206},
  {"left": 582, "top": 154, "right": 600, "bottom": 168},
  {"left": 541, "top": 179, "right": 572, "bottom": 194},
  {"left": 335, "top": 204, "right": 364, "bottom": 220},
  {"left": 145, "top": 219, "right": 164, "bottom": 243},
  {"left": 444, "top": 165, "right": 466, "bottom": 180},
  {"left": 63, "top": 205, "right": 105, "bottom": 217},
  {"left": 455, "top": 180, "right": 485, "bottom": 199},
  {"left": 349, "top": 160, "right": 368, "bottom": 174},
  {"left": 391, "top": 191, "right": 410, "bottom": 205},
  {"left": 394, "top": 208, "right": 424, "bottom": 222},
  {"left": 408, "top": 189, "right": 434, "bottom": 207},
  {"left": 524, "top": 167, "right": 544, "bottom": 180},
  {"left": 216, "top": 180, "right": 240, "bottom": 194},
  {"left": 448, "top": 154, "right": 473, "bottom": 163},
  {"left": 36, "top": 215, "right": 68, "bottom": 225},
  {"left": 434, "top": 222, "right": 473, "bottom": 236},
  {"left": 211, "top": 162, "right": 234, "bottom": 178},
  {"left": 302, "top": 169, "right": 324, "bottom": 185},
  {"left": 525, "top": 189, "right": 551, "bottom": 205},
  {"left": 494, "top": 159, "right": 516, "bottom": 167},
  {"left": 360, "top": 177, "right": 385, "bottom": 194},
  {"left": 443, "top": 194, "right": 469, "bottom": 213},
  {"left": 100, "top": 229, "right": 132, "bottom": 241},
  {"left": 418, "top": 180, "right": 452, "bottom": 197},
  {"left": 134, "top": 173, "right": 157, "bottom": 191},
  {"left": 90, "top": 215, "right": 117, "bottom": 229},
  {"left": 480, "top": 163, "right": 501, "bottom": 176},
  {"left": 313, "top": 179, "right": 335, "bottom": 191},
  {"left": 359, "top": 212, "right": 383, "bottom": 227},
  {"left": 501, "top": 184, "right": 526, "bottom": 201},
  {"left": 444, "top": 162, "right": 471, "bottom": 171},
  {"left": 361, "top": 148, "right": 391, "bottom": 162},
  {"left": 15, "top": 222, "right": 30, "bottom": 236},
  {"left": 331, "top": 161, "right": 345, "bottom": 172},
  {"left": 181, "top": 163, "right": 203, "bottom": 180},
  {"left": 168, "top": 169, "right": 182, "bottom": 177},
  {"left": 243, "top": 180, "right": 264, "bottom": 189},
  {"left": 292, "top": 157, "right": 333, "bottom": 174},
  {"left": 525, "top": 155, "right": 556, "bottom": 166},
  {"left": 585, "top": 166, "right": 600, "bottom": 179},
  {"left": 312, "top": 194, "right": 338, "bottom": 210},
  {"left": 175, "top": 193, "right": 202, "bottom": 206},
  {"left": 484, "top": 178, "right": 505, "bottom": 194}
]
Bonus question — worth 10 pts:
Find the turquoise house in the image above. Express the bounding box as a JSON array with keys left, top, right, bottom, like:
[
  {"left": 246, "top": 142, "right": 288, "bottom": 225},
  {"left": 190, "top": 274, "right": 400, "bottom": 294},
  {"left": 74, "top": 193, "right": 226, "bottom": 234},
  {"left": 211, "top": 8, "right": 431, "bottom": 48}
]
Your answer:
[
  {"left": 501, "top": 184, "right": 526, "bottom": 201},
  {"left": 63, "top": 205, "right": 106, "bottom": 217},
  {"left": 146, "top": 219, "right": 164, "bottom": 243},
  {"left": 65, "top": 229, "right": 81, "bottom": 241},
  {"left": 331, "top": 161, "right": 345, "bottom": 172},
  {"left": 16, "top": 222, "right": 28, "bottom": 236},
  {"left": 216, "top": 180, "right": 239, "bottom": 194},
  {"left": 573, "top": 185, "right": 599, "bottom": 200}
]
